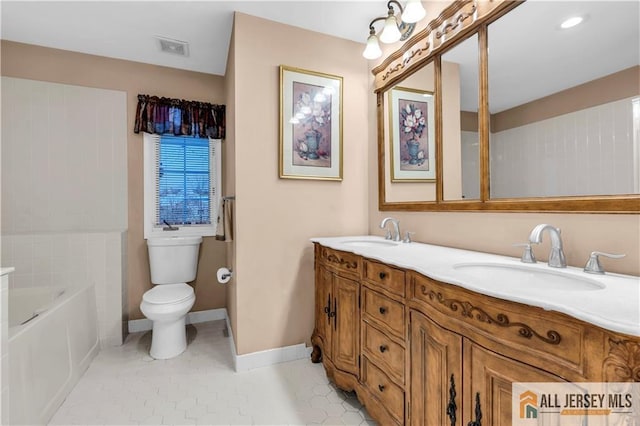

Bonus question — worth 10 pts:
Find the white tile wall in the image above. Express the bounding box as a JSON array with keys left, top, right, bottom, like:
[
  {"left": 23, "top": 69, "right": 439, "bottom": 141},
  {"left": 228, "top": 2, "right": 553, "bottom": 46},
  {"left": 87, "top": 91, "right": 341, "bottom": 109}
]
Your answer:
[
  {"left": 1, "top": 232, "right": 126, "bottom": 347},
  {"left": 0, "top": 271, "right": 10, "bottom": 425},
  {"left": 0, "top": 77, "right": 127, "bottom": 234},
  {"left": 461, "top": 131, "right": 480, "bottom": 199},
  {"left": 0, "top": 77, "right": 128, "bottom": 348},
  {"left": 489, "top": 97, "right": 637, "bottom": 198}
]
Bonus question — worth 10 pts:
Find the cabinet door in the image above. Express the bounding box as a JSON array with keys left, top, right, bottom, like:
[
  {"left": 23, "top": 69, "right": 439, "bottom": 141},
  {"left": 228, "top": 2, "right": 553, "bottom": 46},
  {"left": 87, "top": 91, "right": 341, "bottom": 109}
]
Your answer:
[
  {"left": 464, "top": 340, "right": 564, "bottom": 426},
  {"left": 409, "top": 310, "right": 463, "bottom": 426},
  {"left": 332, "top": 275, "right": 360, "bottom": 376},
  {"left": 315, "top": 265, "right": 333, "bottom": 360}
]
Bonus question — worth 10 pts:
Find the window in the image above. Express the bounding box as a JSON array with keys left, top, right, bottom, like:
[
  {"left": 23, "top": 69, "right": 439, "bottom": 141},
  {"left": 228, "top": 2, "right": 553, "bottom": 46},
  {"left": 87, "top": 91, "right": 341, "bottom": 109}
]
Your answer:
[{"left": 144, "top": 133, "right": 221, "bottom": 238}]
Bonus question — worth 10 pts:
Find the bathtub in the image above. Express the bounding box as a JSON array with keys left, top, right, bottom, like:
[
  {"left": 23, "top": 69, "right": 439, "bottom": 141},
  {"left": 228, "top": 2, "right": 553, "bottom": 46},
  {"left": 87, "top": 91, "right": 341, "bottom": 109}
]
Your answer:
[{"left": 8, "top": 285, "right": 99, "bottom": 425}]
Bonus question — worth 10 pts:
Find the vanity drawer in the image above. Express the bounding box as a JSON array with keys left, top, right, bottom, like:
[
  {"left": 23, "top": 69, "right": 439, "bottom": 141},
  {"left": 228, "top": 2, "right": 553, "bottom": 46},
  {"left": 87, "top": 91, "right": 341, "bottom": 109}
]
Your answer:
[
  {"left": 362, "top": 287, "right": 405, "bottom": 338},
  {"left": 409, "top": 272, "right": 589, "bottom": 378},
  {"left": 362, "top": 322, "right": 405, "bottom": 384},
  {"left": 319, "top": 247, "right": 361, "bottom": 276},
  {"left": 363, "top": 260, "right": 406, "bottom": 297},
  {"left": 361, "top": 356, "right": 404, "bottom": 424}
]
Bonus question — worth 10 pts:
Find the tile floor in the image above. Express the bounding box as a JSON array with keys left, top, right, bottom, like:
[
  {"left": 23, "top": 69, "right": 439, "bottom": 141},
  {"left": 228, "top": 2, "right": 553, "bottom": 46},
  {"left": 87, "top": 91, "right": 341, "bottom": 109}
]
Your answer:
[{"left": 49, "top": 320, "right": 376, "bottom": 425}]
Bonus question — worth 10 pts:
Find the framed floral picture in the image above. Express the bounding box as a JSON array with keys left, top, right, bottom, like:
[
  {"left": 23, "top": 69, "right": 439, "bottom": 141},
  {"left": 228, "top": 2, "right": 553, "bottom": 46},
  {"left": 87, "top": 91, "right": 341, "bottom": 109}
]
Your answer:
[
  {"left": 389, "top": 86, "right": 436, "bottom": 182},
  {"left": 279, "top": 65, "right": 343, "bottom": 180}
]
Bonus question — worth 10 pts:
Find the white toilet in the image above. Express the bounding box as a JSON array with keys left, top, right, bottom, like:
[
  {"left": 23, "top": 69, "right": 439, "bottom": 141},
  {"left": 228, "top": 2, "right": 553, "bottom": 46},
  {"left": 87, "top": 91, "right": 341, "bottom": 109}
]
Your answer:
[{"left": 141, "top": 236, "right": 202, "bottom": 359}]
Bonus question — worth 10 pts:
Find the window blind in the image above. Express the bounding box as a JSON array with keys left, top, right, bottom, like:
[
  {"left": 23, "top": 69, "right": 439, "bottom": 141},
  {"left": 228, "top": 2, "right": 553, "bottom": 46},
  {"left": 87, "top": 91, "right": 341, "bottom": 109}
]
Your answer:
[{"left": 153, "top": 135, "right": 216, "bottom": 226}]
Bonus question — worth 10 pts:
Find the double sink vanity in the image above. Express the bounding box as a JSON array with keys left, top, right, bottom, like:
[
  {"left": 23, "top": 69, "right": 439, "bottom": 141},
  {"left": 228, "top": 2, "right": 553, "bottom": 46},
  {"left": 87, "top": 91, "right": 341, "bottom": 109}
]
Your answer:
[
  {"left": 310, "top": 235, "right": 639, "bottom": 425},
  {"left": 319, "top": 0, "right": 639, "bottom": 421}
]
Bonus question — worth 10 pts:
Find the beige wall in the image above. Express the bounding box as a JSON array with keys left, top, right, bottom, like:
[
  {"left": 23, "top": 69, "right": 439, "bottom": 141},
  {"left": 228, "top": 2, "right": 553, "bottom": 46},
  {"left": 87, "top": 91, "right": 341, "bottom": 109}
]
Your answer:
[
  {"left": 224, "top": 24, "right": 238, "bottom": 346},
  {"left": 1, "top": 41, "right": 228, "bottom": 320},
  {"left": 228, "top": 13, "right": 369, "bottom": 355}
]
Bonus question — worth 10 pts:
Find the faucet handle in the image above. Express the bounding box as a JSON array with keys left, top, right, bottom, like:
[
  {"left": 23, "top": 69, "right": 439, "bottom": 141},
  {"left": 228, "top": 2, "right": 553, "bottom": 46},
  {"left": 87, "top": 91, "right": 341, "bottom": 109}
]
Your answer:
[
  {"left": 583, "top": 251, "right": 625, "bottom": 274},
  {"left": 403, "top": 232, "right": 415, "bottom": 243},
  {"left": 513, "top": 243, "right": 536, "bottom": 264}
]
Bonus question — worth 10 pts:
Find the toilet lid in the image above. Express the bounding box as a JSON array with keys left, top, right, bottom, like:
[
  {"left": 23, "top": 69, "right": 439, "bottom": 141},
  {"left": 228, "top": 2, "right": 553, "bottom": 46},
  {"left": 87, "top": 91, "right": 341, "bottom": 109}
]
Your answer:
[{"left": 143, "top": 283, "right": 194, "bottom": 305}]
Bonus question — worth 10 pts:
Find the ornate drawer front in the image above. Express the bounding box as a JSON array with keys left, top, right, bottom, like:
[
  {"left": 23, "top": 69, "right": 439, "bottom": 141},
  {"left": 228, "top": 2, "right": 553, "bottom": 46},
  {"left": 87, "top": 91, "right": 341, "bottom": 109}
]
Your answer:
[
  {"left": 363, "top": 322, "right": 405, "bottom": 384},
  {"left": 363, "top": 287, "right": 405, "bottom": 338},
  {"left": 410, "top": 272, "right": 587, "bottom": 376},
  {"left": 320, "top": 247, "right": 361, "bottom": 275},
  {"left": 363, "top": 260, "right": 406, "bottom": 297},
  {"left": 362, "top": 356, "right": 404, "bottom": 424}
]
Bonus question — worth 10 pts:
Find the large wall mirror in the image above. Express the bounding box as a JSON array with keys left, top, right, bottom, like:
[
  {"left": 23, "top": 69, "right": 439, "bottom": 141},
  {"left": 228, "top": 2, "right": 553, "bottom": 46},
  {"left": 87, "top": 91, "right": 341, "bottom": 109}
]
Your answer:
[
  {"left": 442, "top": 33, "right": 479, "bottom": 201},
  {"left": 383, "top": 62, "right": 437, "bottom": 203},
  {"left": 375, "top": 0, "right": 639, "bottom": 212}
]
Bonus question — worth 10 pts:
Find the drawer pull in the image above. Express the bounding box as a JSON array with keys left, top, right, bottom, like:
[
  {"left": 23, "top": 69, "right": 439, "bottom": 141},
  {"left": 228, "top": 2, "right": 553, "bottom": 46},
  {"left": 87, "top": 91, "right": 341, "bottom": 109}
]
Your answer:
[
  {"left": 379, "top": 272, "right": 387, "bottom": 279},
  {"left": 379, "top": 306, "right": 387, "bottom": 314},
  {"left": 379, "top": 345, "right": 388, "bottom": 353},
  {"left": 378, "top": 384, "right": 385, "bottom": 392}
]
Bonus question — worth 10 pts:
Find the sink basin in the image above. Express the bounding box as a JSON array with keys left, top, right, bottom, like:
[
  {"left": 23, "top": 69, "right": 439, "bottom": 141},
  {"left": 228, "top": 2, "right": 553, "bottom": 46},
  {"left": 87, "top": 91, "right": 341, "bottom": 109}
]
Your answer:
[
  {"left": 452, "top": 263, "right": 605, "bottom": 292},
  {"left": 341, "top": 239, "right": 399, "bottom": 248}
]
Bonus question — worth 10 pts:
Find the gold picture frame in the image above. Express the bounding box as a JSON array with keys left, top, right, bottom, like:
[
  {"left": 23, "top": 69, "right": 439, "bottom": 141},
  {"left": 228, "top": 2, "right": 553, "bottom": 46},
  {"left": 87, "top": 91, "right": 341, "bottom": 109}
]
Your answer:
[
  {"left": 389, "top": 86, "right": 436, "bottom": 182},
  {"left": 279, "top": 65, "right": 343, "bottom": 180}
]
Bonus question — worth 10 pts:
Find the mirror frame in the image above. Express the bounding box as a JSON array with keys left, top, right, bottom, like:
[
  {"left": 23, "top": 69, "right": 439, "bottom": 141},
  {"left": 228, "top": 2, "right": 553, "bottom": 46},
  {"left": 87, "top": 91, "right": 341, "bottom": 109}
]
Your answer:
[{"left": 373, "top": 0, "right": 640, "bottom": 213}]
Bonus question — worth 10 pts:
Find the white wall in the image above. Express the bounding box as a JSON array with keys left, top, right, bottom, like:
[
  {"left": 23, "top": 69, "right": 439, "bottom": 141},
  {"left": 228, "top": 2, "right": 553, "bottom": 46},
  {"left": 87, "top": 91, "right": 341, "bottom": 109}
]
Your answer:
[
  {"left": 461, "top": 130, "right": 480, "bottom": 199},
  {"left": 0, "top": 77, "right": 127, "bottom": 233},
  {"left": 0, "top": 271, "right": 10, "bottom": 425},
  {"left": 1, "top": 232, "right": 126, "bottom": 346},
  {"left": 490, "top": 97, "right": 638, "bottom": 198},
  {"left": 1, "top": 77, "right": 128, "bottom": 346}
]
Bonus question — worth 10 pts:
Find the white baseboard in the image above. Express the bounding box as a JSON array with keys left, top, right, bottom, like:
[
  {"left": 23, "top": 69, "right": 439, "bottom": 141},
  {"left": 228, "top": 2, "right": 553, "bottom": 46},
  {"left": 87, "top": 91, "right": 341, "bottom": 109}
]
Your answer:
[
  {"left": 187, "top": 308, "right": 227, "bottom": 324},
  {"left": 235, "top": 342, "right": 313, "bottom": 372},
  {"left": 128, "top": 307, "right": 311, "bottom": 372},
  {"left": 127, "top": 307, "right": 227, "bottom": 333}
]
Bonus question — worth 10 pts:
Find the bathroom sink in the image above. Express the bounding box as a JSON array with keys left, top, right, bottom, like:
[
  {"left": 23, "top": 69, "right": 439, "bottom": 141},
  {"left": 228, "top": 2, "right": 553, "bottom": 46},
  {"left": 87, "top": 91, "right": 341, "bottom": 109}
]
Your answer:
[
  {"left": 452, "top": 263, "right": 605, "bottom": 292},
  {"left": 341, "top": 239, "right": 399, "bottom": 248}
]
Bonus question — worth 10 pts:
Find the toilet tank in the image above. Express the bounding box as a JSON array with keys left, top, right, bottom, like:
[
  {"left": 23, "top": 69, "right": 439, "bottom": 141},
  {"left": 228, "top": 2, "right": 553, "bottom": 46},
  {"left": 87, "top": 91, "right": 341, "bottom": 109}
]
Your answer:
[{"left": 147, "top": 236, "right": 202, "bottom": 284}]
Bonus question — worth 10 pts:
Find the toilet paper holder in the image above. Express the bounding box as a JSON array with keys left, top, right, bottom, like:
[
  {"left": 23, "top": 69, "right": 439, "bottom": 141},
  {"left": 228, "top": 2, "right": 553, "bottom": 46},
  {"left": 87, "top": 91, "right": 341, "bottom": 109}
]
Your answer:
[{"left": 217, "top": 267, "right": 233, "bottom": 284}]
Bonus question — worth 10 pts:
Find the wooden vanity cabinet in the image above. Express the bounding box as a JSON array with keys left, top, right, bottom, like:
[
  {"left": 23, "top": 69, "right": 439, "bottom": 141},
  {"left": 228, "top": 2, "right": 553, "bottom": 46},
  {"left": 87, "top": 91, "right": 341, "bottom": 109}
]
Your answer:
[
  {"left": 409, "top": 309, "right": 567, "bottom": 425},
  {"left": 311, "top": 243, "right": 640, "bottom": 425},
  {"left": 360, "top": 259, "right": 408, "bottom": 425},
  {"left": 409, "top": 309, "right": 462, "bottom": 426},
  {"left": 311, "top": 246, "right": 361, "bottom": 387}
]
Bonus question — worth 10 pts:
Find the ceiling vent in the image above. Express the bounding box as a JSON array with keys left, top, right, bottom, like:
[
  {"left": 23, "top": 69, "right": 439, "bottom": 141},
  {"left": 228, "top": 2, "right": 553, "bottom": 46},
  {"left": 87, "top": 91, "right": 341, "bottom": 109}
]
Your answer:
[{"left": 156, "top": 36, "right": 189, "bottom": 57}]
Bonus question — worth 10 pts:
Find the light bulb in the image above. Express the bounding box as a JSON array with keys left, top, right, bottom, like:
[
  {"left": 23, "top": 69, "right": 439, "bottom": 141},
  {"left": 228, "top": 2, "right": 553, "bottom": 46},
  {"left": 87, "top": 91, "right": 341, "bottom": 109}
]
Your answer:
[
  {"left": 560, "top": 16, "right": 583, "bottom": 29},
  {"left": 402, "top": 0, "right": 426, "bottom": 24},
  {"left": 379, "top": 15, "right": 402, "bottom": 44},
  {"left": 362, "top": 34, "right": 382, "bottom": 59}
]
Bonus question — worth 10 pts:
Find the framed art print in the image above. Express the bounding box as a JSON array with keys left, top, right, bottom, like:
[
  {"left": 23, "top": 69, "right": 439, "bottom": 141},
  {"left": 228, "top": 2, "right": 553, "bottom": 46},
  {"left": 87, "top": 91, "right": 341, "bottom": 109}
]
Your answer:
[
  {"left": 279, "top": 65, "right": 343, "bottom": 180},
  {"left": 389, "top": 86, "right": 435, "bottom": 182}
]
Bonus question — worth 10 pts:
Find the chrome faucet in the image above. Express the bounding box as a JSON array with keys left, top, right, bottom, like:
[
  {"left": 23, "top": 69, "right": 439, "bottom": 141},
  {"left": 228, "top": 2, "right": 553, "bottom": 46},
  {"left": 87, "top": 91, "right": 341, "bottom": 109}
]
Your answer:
[
  {"left": 528, "top": 224, "right": 566, "bottom": 268},
  {"left": 380, "top": 217, "right": 401, "bottom": 242},
  {"left": 583, "top": 251, "right": 626, "bottom": 274}
]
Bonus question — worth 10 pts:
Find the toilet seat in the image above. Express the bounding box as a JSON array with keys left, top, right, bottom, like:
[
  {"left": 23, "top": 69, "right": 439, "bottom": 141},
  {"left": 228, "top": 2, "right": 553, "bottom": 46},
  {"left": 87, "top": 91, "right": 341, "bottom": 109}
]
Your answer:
[{"left": 142, "top": 283, "right": 194, "bottom": 305}]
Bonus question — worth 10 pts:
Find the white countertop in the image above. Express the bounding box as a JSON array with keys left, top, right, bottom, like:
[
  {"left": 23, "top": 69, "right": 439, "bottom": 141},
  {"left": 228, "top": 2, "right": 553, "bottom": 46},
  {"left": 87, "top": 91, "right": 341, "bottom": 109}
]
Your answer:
[{"left": 311, "top": 235, "right": 640, "bottom": 337}]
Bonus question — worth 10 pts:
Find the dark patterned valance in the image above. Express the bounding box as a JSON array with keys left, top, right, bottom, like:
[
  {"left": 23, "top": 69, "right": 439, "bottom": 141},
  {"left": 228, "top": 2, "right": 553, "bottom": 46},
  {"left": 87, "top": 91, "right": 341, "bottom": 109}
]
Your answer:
[{"left": 134, "top": 94, "right": 225, "bottom": 139}]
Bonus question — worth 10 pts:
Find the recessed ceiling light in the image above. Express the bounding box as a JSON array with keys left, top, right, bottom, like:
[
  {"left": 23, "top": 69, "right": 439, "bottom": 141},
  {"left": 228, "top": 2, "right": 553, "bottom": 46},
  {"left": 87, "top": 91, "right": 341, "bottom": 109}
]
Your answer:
[{"left": 560, "top": 16, "right": 584, "bottom": 29}]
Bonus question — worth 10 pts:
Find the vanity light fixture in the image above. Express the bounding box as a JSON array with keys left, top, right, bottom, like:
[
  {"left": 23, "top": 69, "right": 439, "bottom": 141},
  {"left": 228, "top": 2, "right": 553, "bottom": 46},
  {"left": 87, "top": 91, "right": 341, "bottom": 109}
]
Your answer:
[
  {"left": 402, "top": 0, "right": 427, "bottom": 23},
  {"left": 362, "top": 0, "right": 426, "bottom": 60},
  {"left": 560, "top": 16, "right": 584, "bottom": 29}
]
